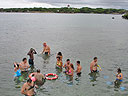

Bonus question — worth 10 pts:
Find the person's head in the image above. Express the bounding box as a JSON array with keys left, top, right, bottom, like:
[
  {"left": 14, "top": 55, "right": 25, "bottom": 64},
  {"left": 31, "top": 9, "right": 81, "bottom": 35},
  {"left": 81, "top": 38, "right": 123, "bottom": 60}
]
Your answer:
[
  {"left": 43, "top": 42, "right": 47, "bottom": 47},
  {"left": 77, "top": 61, "right": 80, "bottom": 66},
  {"left": 56, "top": 56, "right": 60, "bottom": 61},
  {"left": 66, "top": 59, "right": 70, "bottom": 64},
  {"left": 30, "top": 48, "right": 33, "bottom": 52},
  {"left": 70, "top": 64, "right": 74, "bottom": 70},
  {"left": 37, "top": 69, "right": 40, "bottom": 73},
  {"left": 58, "top": 52, "right": 62, "bottom": 56},
  {"left": 117, "top": 68, "right": 121, "bottom": 73},
  {"left": 94, "top": 57, "right": 98, "bottom": 62},
  {"left": 22, "top": 58, "right": 27, "bottom": 63},
  {"left": 27, "top": 79, "right": 32, "bottom": 85},
  {"left": 14, "top": 62, "right": 19, "bottom": 68}
]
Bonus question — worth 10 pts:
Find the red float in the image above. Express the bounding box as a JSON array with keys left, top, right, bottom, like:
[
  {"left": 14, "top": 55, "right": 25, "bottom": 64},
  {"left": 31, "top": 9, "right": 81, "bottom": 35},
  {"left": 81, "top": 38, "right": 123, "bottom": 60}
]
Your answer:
[{"left": 45, "top": 73, "right": 58, "bottom": 80}]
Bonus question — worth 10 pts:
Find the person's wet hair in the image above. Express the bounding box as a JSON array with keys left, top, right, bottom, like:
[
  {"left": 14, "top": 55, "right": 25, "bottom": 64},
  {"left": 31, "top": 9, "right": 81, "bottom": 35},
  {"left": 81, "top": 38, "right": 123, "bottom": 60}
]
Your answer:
[
  {"left": 70, "top": 64, "right": 74, "bottom": 70},
  {"left": 94, "top": 57, "right": 98, "bottom": 60},
  {"left": 22, "top": 58, "right": 27, "bottom": 61},
  {"left": 67, "top": 59, "right": 70, "bottom": 61},
  {"left": 117, "top": 68, "right": 121, "bottom": 73},
  {"left": 58, "top": 52, "right": 62, "bottom": 56},
  {"left": 14, "top": 63, "right": 19, "bottom": 68},
  {"left": 77, "top": 61, "right": 80, "bottom": 64},
  {"left": 27, "top": 79, "right": 32, "bottom": 83},
  {"left": 30, "top": 48, "right": 33, "bottom": 52},
  {"left": 37, "top": 69, "right": 40, "bottom": 73}
]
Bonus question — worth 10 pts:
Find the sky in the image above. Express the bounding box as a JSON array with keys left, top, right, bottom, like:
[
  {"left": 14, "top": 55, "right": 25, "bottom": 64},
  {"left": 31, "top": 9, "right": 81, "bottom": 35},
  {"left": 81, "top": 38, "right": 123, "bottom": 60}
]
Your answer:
[{"left": 0, "top": 0, "right": 128, "bottom": 9}]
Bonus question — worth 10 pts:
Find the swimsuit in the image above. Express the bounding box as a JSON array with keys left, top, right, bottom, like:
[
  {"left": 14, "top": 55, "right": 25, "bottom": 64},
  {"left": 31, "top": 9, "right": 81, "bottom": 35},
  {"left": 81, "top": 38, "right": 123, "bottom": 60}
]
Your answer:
[
  {"left": 116, "top": 74, "right": 123, "bottom": 82},
  {"left": 29, "top": 59, "right": 34, "bottom": 66},
  {"left": 45, "top": 52, "right": 48, "bottom": 55},
  {"left": 92, "top": 70, "right": 98, "bottom": 73},
  {"left": 77, "top": 72, "right": 82, "bottom": 76}
]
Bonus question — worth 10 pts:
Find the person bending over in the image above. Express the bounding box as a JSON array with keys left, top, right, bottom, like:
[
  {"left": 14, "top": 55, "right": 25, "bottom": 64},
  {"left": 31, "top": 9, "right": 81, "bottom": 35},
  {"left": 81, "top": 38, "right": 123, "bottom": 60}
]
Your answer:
[{"left": 21, "top": 79, "right": 37, "bottom": 96}]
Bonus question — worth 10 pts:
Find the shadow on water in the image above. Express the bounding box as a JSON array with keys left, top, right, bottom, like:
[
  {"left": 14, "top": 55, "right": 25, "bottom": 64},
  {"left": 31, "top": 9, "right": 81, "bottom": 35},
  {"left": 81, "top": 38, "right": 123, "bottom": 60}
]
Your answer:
[
  {"left": 37, "top": 53, "right": 50, "bottom": 64},
  {"left": 89, "top": 72, "right": 100, "bottom": 82}
]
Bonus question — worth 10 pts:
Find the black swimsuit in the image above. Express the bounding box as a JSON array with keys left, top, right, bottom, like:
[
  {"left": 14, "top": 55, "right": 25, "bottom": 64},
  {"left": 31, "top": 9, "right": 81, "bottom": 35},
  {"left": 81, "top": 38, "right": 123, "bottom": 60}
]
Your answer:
[{"left": 45, "top": 52, "right": 48, "bottom": 55}]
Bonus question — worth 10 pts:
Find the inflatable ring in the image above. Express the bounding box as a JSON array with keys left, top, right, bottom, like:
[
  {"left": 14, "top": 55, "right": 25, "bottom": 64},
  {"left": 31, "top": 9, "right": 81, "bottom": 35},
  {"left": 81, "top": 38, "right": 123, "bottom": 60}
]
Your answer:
[
  {"left": 29, "top": 73, "right": 35, "bottom": 79},
  {"left": 45, "top": 73, "right": 58, "bottom": 80}
]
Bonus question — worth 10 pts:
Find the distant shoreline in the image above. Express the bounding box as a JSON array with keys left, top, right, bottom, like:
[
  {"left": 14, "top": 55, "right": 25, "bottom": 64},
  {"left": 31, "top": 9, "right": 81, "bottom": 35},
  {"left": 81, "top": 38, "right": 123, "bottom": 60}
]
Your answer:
[
  {"left": 0, "top": 12, "right": 123, "bottom": 15},
  {"left": 0, "top": 7, "right": 127, "bottom": 15}
]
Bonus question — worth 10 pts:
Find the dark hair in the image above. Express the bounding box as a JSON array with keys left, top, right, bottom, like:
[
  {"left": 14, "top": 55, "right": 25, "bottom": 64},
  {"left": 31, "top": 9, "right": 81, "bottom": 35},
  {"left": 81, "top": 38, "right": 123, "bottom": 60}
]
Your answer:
[
  {"left": 117, "top": 68, "right": 121, "bottom": 73},
  {"left": 94, "top": 57, "right": 98, "bottom": 60},
  {"left": 22, "top": 58, "right": 27, "bottom": 61},
  {"left": 14, "top": 63, "right": 19, "bottom": 68},
  {"left": 30, "top": 48, "right": 33, "bottom": 52},
  {"left": 37, "top": 69, "right": 40, "bottom": 73},
  {"left": 58, "top": 52, "right": 62, "bottom": 56},
  {"left": 77, "top": 61, "right": 80, "bottom": 64},
  {"left": 70, "top": 64, "right": 74, "bottom": 70},
  {"left": 57, "top": 56, "right": 60, "bottom": 60},
  {"left": 67, "top": 59, "right": 70, "bottom": 61},
  {"left": 27, "top": 79, "right": 32, "bottom": 83}
]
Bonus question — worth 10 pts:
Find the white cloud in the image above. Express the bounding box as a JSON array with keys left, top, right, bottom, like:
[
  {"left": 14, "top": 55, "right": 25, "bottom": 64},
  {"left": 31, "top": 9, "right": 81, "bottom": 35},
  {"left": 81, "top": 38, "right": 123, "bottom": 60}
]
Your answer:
[
  {"left": 0, "top": 0, "right": 128, "bottom": 9},
  {"left": 0, "top": 0, "right": 56, "bottom": 8}
]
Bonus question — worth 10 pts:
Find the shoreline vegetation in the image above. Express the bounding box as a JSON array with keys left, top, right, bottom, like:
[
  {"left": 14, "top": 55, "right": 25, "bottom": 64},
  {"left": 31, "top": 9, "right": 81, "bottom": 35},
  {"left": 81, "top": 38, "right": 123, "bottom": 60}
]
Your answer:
[
  {"left": 0, "top": 7, "right": 127, "bottom": 14},
  {"left": 0, "top": 7, "right": 128, "bottom": 19},
  {"left": 122, "top": 13, "right": 128, "bottom": 19}
]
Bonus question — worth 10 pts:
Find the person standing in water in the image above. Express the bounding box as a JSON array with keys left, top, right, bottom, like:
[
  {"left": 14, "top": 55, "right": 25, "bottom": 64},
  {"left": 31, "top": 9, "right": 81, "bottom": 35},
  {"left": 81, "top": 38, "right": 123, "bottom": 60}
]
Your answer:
[
  {"left": 19, "top": 58, "right": 30, "bottom": 73},
  {"left": 42, "top": 42, "right": 50, "bottom": 55},
  {"left": 76, "top": 61, "right": 82, "bottom": 77},
  {"left": 66, "top": 64, "right": 74, "bottom": 81},
  {"left": 34, "top": 69, "right": 45, "bottom": 86},
  {"left": 63, "top": 59, "right": 71, "bottom": 73},
  {"left": 27, "top": 48, "right": 37, "bottom": 66},
  {"left": 116, "top": 68, "right": 123, "bottom": 81},
  {"left": 56, "top": 52, "right": 63, "bottom": 61},
  {"left": 56, "top": 57, "right": 63, "bottom": 69},
  {"left": 114, "top": 68, "right": 123, "bottom": 87},
  {"left": 90, "top": 57, "right": 102, "bottom": 73},
  {"left": 21, "top": 79, "right": 37, "bottom": 96}
]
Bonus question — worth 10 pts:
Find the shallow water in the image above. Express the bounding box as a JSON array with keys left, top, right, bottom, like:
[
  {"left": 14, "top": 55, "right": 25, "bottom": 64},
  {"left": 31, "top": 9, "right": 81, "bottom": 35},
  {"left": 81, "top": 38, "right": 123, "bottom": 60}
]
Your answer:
[{"left": 0, "top": 13, "right": 128, "bottom": 96}]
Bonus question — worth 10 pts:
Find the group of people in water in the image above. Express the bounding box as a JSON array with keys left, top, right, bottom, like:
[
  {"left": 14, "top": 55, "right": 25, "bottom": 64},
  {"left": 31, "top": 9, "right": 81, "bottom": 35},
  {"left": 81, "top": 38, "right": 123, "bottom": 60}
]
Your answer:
[{"left": 13, "top": 42, "right": 123, "bottom": 96}]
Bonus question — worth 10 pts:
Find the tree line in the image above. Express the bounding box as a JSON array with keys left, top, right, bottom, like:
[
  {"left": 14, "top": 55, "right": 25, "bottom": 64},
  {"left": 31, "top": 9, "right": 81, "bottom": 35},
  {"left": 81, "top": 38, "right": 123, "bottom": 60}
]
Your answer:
[{"left": 0, "top": 7, "right": 127, "bottom": 14}]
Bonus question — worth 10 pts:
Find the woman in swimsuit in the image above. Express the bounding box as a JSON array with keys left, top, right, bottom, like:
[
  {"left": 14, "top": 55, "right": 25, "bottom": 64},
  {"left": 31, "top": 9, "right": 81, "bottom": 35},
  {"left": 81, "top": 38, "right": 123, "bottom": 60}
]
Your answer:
[
  {"left": 66, "top": 64, "right": 74, "bottom": 81},
  {"left": 56, "top": 57, "right": 63, "bottom": 69},
  {"left": 114, "top": 68, "right": 123, "bottom": 87},
  {"left": 56, "top": 52, "right": 63, "bottom": 61}
]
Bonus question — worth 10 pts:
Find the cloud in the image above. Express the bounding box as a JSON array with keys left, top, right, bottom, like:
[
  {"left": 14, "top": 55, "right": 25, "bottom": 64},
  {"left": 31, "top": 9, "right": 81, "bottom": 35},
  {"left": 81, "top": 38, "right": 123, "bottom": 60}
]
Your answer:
[
  {"left": 0, "top": 0, "right": 56, "bottom": 8},
  {"left": 0, "top": 0, "right": 128, "bottom": 9},
  {"left": 27, "top": 0, "right": 128, "bottom": 9}
]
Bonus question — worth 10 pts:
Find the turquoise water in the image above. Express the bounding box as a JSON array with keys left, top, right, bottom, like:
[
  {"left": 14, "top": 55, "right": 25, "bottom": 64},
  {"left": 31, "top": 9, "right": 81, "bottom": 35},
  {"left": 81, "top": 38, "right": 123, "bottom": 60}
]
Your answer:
[{"left": 0, "top": 13, "right": 128, "bottom": 96}]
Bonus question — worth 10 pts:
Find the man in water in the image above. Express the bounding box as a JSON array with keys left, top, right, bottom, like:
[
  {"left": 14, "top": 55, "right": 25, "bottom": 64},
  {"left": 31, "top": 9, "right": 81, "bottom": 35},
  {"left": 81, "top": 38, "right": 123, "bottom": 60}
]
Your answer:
[
  {"left": 27, "top": 48, "right": 37, "bottom": 66},
  {"left": 19, "top": 58, "right": 30, "bottom": 73},
  {"left": 21, "top": 79, "right": 36, "bottom": 96},
  {"left": 34, "top": 69, "right": 45, "bottom": 86},
  {"left": 90, "top": 57, "right": 101, "bottom": 73},
  {"left": 42, "top": 42, "right": 50, "bottom": 55},
  {"left": 76, "top": 61, "right": 82, "bottom": 77},
  {"left": 63, "top": 59, "right": 71, "bottom": 73}
]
